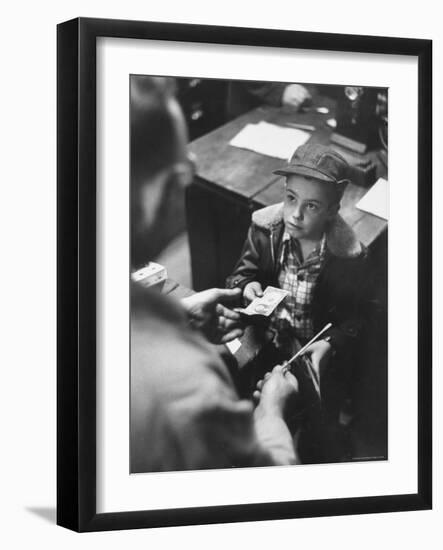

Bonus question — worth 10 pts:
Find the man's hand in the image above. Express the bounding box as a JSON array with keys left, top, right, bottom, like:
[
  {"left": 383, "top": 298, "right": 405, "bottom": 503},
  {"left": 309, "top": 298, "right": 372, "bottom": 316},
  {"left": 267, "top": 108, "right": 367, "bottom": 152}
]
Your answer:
[
  {"left": 254, "top": 364, "right": 299, "bottom": 418},
  {"left": 282, "top": 84, "right": 311, "bottom": 110},
  {"left": 301, "top": 339, "right": 332, "bottom": 381},
  {"left": 243, "top": 281, "right": 263, "bottom": 305},
  {"left": 181, "top": 288, "right": 244, "bottom": 344}
]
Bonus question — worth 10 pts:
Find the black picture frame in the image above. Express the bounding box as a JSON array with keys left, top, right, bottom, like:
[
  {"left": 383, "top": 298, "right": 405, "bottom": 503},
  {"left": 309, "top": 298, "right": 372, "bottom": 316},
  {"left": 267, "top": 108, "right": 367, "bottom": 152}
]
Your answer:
[{"left": 57, "top": 17, "right": 432, "bottom": 532}]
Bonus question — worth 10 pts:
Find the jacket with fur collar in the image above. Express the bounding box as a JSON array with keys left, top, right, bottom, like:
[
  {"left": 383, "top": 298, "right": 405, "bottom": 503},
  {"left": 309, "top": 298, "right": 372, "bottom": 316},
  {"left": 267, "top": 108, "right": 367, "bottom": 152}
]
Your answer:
[{"left": 226, "top": 203, "right": 374, "bottom": 355}]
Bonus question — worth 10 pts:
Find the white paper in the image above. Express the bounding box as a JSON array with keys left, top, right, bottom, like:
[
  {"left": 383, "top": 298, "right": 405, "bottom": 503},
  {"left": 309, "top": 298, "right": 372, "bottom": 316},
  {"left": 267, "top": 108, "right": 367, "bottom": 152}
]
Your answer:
[
  {"left": 356, "top": 177, "right": 389, "bottom": 220},
  {"left": 229, "top": 121, "right": 310, "bottom": 160},
  {"left": 225, "top": 338, "right": 242, "bottom": 355}
]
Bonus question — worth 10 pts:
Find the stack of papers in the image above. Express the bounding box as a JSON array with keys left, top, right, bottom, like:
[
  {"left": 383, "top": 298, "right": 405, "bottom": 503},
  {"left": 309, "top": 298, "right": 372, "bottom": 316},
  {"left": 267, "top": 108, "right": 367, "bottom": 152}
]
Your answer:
[
  {"left": 355, "top": 177, "right": 389, "bottom": 220},
  {"left": 229, "top": 121, "right": 310, "bottom": 160}
]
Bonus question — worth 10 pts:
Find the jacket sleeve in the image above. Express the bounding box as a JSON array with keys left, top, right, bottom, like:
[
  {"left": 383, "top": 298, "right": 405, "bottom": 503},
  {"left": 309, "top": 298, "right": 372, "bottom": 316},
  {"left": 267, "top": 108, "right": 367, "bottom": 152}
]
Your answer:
[
  {"left": 132, "top": 361, "right": 298, "bottom": 471},
  {"left": 243, "top": 82, "right": 286, "bottom": 107},
  {"left": 321, "top": 252, "right": 376, "bottom": 356},
  {"left": 226, "top": 224, "right": 265, "bottom": 291},
  {"left": 131, "top": 306, "right": 297, "bottom": 471},
  {"left": 324, "top": 320, "right": 364, "bottom": 356},
  {"left": 173, "top": 390, "right": 298, "bottom": 469}
]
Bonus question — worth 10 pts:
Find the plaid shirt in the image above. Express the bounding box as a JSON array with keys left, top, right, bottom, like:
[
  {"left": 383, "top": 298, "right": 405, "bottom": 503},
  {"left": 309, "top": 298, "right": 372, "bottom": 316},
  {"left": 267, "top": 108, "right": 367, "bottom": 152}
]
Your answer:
[{"left": 270, "top": 232, "right": 326, "bottom": 356}]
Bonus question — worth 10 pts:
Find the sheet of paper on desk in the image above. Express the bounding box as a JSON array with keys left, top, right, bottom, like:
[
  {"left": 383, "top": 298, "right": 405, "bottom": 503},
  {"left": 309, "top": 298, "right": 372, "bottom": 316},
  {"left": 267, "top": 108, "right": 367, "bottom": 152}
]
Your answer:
[
  {"left": 229, "top": 121, "right": 310, "bottom": 160},
  {"left": 355, "top": 177, "right": 389, "bottom": 220}
]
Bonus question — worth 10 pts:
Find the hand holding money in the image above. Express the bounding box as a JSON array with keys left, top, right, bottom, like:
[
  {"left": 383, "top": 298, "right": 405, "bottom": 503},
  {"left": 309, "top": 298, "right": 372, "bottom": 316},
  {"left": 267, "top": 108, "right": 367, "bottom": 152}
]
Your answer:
[
  {"left": 243, "top": 281, "right": 264, "bottom": 304},
  {"left": 237, "top": 285, "right": 289, "bottom": 319},
  {"left": 182, "top": 288, "right": 244, "bottom": 344}
]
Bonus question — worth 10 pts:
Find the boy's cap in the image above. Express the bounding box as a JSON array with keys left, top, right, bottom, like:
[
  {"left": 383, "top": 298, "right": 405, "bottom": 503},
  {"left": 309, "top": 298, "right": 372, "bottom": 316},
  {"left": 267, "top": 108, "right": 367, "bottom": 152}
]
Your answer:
[{"left": 273, "top": 143, "right": 350, "bottom": 186}]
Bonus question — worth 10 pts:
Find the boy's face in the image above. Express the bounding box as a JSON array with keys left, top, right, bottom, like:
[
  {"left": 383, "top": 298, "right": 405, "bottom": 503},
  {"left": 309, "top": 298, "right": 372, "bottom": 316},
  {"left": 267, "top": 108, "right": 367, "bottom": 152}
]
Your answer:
[{"left": 283, "top": 175, "right": 339, "bottom": 241}]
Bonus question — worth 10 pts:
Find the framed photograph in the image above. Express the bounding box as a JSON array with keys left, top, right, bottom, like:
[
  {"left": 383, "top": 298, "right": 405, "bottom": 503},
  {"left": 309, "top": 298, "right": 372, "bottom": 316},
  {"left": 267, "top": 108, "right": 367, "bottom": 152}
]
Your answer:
[{"left": 57, "top": 17, "right": 432, "bottom": 532}]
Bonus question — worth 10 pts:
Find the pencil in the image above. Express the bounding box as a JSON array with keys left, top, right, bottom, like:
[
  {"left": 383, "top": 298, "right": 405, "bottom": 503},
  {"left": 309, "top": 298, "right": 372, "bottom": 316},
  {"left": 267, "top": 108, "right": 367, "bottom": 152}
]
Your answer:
[
  {"left": 284, "top": 122, "right": 316, "bottom": 132},
  {"left": 285, "top": 322, "right": 332, "bottom": 368},
  {"left": 305, "top": 358, "right": 321, "bottom": 396}
]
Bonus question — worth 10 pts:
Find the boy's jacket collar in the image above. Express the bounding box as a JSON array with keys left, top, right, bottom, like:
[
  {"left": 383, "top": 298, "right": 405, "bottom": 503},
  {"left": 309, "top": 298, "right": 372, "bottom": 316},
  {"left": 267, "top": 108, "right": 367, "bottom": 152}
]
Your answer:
[{"left": 251, "top": 203, "right": 363, "bottom": 259}]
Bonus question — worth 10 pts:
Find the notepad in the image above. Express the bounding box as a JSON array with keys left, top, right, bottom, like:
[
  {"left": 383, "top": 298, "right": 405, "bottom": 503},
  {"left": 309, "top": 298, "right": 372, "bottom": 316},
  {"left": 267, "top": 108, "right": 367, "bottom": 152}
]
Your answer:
[
  {"left": 229, "top": 121, "right": 310, "bottom": 160},
  {"left": 355, "top": 177, "right": 389, "bottom": 220}
]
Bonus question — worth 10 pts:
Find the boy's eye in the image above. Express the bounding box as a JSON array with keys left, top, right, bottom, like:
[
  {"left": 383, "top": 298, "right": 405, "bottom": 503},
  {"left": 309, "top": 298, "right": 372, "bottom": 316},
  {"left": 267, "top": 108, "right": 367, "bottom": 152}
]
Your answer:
[
  {"left": 306, "top": 203, "right": 318, "bottom": 211},
  {"left": 286, "top": 194, "right": 296, "bottom": 202}
]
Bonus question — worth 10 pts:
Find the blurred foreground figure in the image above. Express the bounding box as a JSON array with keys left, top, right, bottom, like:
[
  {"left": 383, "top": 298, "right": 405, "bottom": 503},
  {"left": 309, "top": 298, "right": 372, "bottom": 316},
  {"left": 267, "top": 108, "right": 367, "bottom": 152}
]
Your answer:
[{"left": 130, "top": 76, "right": 300, "bottom": 472}]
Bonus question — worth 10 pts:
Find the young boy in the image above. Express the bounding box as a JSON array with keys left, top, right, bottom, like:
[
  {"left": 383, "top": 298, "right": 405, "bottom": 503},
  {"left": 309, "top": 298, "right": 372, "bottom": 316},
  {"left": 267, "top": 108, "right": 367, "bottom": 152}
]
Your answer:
[{"left": 227, "top": 144, "right": 373, "bottom": 459}]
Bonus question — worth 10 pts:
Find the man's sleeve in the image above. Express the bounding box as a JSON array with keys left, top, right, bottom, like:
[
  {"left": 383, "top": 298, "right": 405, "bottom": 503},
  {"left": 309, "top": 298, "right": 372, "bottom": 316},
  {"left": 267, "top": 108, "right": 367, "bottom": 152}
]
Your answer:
[{"left": 168, "top": 383, "right": 297, "bottom": 469}]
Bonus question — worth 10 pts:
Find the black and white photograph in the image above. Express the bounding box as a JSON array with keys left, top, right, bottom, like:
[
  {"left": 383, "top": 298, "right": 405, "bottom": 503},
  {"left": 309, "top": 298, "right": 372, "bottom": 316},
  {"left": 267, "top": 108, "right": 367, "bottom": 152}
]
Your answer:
[
  {"left": 129, "top": 75, "right": 389, "bottom": 473},
  {"left": 1, "top": 0, "right": 438, "bottom": 543},
  {"left": 53, "top": 13, "right": 432, "bottom": 535}
]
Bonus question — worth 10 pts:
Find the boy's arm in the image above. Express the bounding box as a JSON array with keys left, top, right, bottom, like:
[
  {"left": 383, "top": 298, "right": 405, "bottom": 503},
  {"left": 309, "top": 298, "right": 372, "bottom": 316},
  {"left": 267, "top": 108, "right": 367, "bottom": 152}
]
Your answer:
[
  {"left": 243, "top": 82, "right": 286, "bottom": 107},
  {"left": 226, "top": 224, "right": 264, "bottom": 291},
  {"left": 318, "top": 252, "right": 377, "bottom": 356},
  {"left": 322, "top": 319, "right": 364, "bottom": 355}
]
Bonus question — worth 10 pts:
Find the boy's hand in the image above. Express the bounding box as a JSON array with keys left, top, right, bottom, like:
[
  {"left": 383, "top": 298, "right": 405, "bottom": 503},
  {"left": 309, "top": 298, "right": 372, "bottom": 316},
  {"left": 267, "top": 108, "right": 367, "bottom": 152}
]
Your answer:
[
  {"left": 243, "top": 281, "right": 263, "bottom": 305},
  {"left": 301, "top": 339, "right": 332, "bottom": 381}
]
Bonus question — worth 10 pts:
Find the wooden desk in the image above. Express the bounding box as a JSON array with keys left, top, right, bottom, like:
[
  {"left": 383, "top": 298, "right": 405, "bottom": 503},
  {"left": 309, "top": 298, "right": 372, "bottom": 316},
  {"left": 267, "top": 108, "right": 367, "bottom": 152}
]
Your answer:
[{"left": 187, "top": 99, "right": 387, "bottom": 290}]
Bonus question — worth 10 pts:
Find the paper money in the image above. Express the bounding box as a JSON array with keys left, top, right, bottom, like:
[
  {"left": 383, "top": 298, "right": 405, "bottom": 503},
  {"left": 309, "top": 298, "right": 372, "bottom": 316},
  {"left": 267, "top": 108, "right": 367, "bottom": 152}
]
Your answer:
[{"left": 237, "top": 286, "right": 289, "bottom": 317}]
